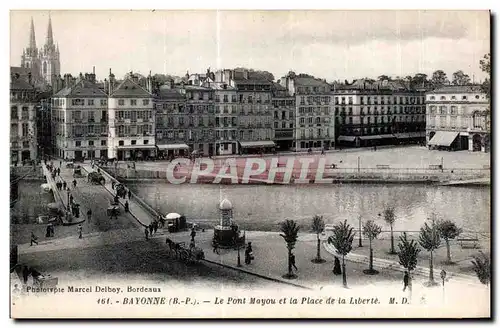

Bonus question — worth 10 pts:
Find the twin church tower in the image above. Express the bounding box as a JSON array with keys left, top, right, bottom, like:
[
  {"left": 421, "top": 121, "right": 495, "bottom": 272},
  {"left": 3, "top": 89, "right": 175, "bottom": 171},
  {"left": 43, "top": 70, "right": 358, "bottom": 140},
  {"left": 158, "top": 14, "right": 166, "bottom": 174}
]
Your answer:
[{"left": 20, "top": 16, "right": 60, "bottom": 87}]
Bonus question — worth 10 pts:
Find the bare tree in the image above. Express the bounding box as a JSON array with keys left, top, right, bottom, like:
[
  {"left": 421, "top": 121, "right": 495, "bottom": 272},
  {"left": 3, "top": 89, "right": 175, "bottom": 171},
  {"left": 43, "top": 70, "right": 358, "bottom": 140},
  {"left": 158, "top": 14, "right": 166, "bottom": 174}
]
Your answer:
[
  {"left": 362, "top": 220, "right": 382, "bottom": 274},
  {"left": 327, "top": 220, "right": 355, "bottom": 288},
  {"left": 383, "top": 206, "right": 397, "bottom": 254},
  {"left": 311, "top": 215, "right": 326, "bottom": 264}
]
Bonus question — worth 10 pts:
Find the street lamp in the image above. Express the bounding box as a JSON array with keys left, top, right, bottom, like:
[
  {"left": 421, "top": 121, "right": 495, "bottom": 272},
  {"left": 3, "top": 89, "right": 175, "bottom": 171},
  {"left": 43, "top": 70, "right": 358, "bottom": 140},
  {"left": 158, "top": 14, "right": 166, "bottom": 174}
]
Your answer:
[
  {"left": 358, "top": 215, "right": 363, "bottom": 247},
  {"left": 234, "top": 236, "right": 242, "bottom": 267}
]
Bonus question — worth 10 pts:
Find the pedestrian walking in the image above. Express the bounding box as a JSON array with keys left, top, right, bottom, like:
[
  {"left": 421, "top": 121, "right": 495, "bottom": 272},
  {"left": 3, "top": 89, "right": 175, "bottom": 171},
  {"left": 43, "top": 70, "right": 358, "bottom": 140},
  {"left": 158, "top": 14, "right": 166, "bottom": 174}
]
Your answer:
[
  {"left": 403, "top": 271, "right": 409, "bottom": 291},
  {"left": 245, "top": 242, "right": 253, "bottom": 264},
  {"left": 128, "top": 189, "right": 132, "bottom": 199},
  {"left": 290, "top": 253, "right": 298, "bottom": 271},
  {"left": 59, "top": 160, "right": 62, "bottom": 167},
  {"left": 153, "top": 221, "right": 158, "bottom": 234},
  {"left": 72, "top": 179, "right": 77, "bottom": 188},
  {"left": 63, "top": 181, "right": 67, "bottom": 190},
  {"left": 77, "top": 224, "right": 83, "bottom": 239},
  {"left": 111, "top": 181, "right": 115, "bottom": 189},
  {"left": 212, "top": 237, "right": 220, "bottom": 255},
  {"left": 87, "top": 209, "right": 92, "bottom": 223},
  {"left": 144, "top": 227, "right": 149, "bottom": 240},
  {"left": 30, "top": 232, "right": 38, "bottom": 246},
  {"left": 124, "top": 201, "right": 129, "bottom": 213},
  {"left": 149, "top": 224, "right": 154, "bottom": 236},
  {"left": 69, "top": 194, "right": 74, "bottom": 204},
  {"left": 190, "top": 228, "right": 196, "bottom": 242}
]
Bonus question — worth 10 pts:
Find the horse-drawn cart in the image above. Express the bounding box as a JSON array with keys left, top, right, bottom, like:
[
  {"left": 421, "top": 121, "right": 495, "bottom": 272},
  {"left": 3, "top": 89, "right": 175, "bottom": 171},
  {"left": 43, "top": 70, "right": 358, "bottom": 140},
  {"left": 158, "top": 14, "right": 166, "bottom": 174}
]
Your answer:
[
  {"left": 165, "top": 239, "right": 205, "bottom": 264},
  {"left": 73, "top": 165, "right": 83, "bottom": 178}
]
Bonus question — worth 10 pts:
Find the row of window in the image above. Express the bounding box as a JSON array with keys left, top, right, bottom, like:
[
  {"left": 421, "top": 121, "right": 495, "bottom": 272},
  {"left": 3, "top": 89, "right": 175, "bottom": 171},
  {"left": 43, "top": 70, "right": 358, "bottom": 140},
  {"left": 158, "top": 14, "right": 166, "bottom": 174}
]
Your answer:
[
  {"left": 274, "top": 122, "right": 294, "bottom": 129},
  {"left": 334, "top": 106, "right": 425, "bottom": 115},
  {"left": 10, "top": 141, "right": 31, "bottom": 149},
  {"left": 333, "top": 96, "right": 424, "bottom": 105},
  {"left": 10, "top": 106, "right": 31, "bottom": 120},
  {"left": 428, "top": 106, "right": 468, "bottom": 115},
  {"left": 429, "top": 95, "right": 482, "bottom": 101},
  {"left": 69, "top": 99, "right": 108, "bottom": 106},
  {"left": 272, "top": 100, "right": 295, "bottom": 107},
  {"left": 75, "top": 140, "right": 107, "bottom": 147},
  {"left": 117, "top": 111, "right": 153, "bottom": 120},
  {"left": 296, "top": 86, "right": 329, "bottom": 94},
  {"left": 335, "top": 116, "right": 425, "bottom": 125},
  {"left": 274, "top": 111, "right": 295, "bottom": 120},
  {"left": 117, "top": 99, "right": 151, "bottom": 106},
  {"left": 116, "top": 125, "right": 153, "bottom": 137},
  {"left": 10, "top": 123, "right": 31, "bottom": 137},
  {"left": 298, "top": 129, "right": 331, "bottom": 138}
]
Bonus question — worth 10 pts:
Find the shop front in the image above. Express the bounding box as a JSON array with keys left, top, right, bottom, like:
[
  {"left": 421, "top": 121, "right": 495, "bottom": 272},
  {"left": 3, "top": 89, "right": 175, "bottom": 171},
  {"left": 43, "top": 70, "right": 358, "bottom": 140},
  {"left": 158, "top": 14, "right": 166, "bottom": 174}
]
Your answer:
[
  {"left": 156, "top": 143, "right": 190, "bottom": 159},
  {"left": 238, "top": 140, "right": 276, "bottom": 155},
  {"left": 116, "top": 145, "right": 157, "bottom": 161}
]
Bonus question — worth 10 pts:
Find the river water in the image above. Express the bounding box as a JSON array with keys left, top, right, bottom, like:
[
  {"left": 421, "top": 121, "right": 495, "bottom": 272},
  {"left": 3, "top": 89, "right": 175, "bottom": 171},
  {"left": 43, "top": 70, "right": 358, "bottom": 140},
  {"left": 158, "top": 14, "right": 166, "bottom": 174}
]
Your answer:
[{"left": 128, "top": 182, "right": 490, "bottom": 234}]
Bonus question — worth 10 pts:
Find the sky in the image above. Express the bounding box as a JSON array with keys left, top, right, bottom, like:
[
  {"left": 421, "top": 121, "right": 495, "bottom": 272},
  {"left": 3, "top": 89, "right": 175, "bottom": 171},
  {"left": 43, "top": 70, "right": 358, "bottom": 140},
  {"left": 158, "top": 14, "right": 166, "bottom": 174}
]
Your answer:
[{"left": 9, "top": 10, "right": 490, "bottom": 83}]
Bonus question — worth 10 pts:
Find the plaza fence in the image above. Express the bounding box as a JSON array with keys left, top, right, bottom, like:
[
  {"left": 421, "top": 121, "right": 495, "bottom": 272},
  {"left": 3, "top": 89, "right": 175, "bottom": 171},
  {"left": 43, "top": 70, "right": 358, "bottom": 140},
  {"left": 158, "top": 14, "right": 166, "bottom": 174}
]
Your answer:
[{"left": 338, "top": 229, "right": 491, "bottom": 243}]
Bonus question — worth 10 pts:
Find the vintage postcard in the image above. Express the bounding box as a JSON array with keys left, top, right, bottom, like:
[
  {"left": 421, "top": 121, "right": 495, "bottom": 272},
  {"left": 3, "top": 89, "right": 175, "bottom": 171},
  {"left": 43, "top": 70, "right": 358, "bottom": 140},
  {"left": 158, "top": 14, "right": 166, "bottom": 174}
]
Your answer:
[{"left": 9, "top": 9, "right": 491, "bottom": 319}]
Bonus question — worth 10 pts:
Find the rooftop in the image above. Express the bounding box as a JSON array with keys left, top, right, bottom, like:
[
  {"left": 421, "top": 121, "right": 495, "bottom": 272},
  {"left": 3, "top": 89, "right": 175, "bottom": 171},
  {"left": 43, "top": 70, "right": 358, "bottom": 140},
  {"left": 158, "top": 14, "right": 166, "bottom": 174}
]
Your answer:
[
  {"left": 157, "top": 87, "right": 185, "bottom": 100},
  {"left": 429, "top": 85, "right": 485, "bottom": 94},
  {"left": 54, "top": 79, "right": 107, "bottom": 98},
  {"left": 110, "top": 78, "right": 152, "bottom": 98}
]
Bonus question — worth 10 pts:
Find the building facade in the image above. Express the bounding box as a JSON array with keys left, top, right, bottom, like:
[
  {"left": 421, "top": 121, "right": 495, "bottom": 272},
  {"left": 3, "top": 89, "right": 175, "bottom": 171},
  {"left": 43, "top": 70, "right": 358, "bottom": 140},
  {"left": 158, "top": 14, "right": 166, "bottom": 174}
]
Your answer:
[
  {"left": 214, "top": 69, "right": 275, "bottom": 154},
  {"left": 20, "top": 16, "right": 60, "bottom": 87},
  {"left": 52, "top": 73, "right": 108, "bottom": 160},
  {"left": 272, "top": 83, "right": 295, "bottom": 151},
  {"left": 212, "top": 82, "right": 239, "bottom": 155},
  {"left": 426, "top": 85, "right": 490, "bottom": 152},
  {"left": 154, "top": 83, "right": 190, "bottom": 157},
  {"left": 10, "top": 73, "right": 38, "bottom": 163},
  {"left": 108, "top": 73, "right": 155, "bottom": 160},
  {"left": 333, "top": 79, "right": 426, "bottom": 147},
  {"left": 279, "top": 73, "right": 335, "bottom": 151}
]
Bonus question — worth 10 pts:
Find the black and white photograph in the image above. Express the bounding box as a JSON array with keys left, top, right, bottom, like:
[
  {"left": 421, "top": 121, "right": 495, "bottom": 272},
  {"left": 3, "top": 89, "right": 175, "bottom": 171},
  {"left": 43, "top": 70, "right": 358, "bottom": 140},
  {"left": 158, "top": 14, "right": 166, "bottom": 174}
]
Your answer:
[{"left": 8, "top": 9, "right": 491, "bottom": 318}]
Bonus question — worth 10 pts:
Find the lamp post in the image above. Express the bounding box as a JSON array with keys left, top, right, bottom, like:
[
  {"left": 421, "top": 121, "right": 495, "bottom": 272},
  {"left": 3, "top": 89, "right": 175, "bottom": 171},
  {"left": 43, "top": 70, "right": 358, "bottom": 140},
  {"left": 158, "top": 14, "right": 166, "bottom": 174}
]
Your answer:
[
  {"left": 358, "top": 215, "right": 363, "bottom": 247},
  {"left": 234, "top": 236, "right": 242, "bottom": 267}
]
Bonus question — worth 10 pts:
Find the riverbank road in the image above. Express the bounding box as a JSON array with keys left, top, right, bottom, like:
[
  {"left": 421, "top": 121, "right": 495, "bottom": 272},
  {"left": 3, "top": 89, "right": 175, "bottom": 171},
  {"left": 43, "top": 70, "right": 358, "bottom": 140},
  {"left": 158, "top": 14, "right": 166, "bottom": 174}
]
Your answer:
[{"left": 119, "top": 146, "right": 490, "bottom": 171}]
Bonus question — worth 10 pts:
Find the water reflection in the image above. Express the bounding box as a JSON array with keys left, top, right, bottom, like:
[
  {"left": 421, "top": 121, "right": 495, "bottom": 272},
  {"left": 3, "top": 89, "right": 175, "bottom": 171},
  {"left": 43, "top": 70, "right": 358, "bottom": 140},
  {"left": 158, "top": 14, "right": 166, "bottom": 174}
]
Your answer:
[{"left": 128, "top": 183, "right": 490, "bottom": 233}]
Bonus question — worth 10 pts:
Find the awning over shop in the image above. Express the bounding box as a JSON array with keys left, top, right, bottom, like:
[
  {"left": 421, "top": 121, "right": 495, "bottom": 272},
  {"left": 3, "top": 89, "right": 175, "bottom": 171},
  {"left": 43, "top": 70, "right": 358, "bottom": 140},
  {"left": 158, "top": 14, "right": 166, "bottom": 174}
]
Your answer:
[
  {"left": 428, "top": 131, "right": 459, "bottom": 146},
  {"left": 117, "top": 145, "right": 156, "bottom": 150},
  {"left": 337, "top": 135, "right": 356, "bottom": 142},
  {"left": 239, "top": 141, "right": 276, "bottom": 148},
  {"left": 359, "top": 135, "right": 382, "bottom": 140},
  {"left": 156, "top": 143, "right": 190, "bottom": 150},
  {"left": 395, "top": 133, "right": 411, "bottom": 139}
]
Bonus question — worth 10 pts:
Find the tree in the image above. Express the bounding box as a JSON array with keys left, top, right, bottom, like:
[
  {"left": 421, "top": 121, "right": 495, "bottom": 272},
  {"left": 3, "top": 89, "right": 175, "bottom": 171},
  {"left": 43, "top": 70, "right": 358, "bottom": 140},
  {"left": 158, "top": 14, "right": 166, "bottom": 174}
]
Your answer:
[
  {"left": 327, "top": 220, "right": 355, "bottom": 288},
  {"left": 419, "top": 218, "right": 441, "bottom": 286},
  {"left": 383, "top": 206, "right": 397, "bottom": 254},
  {"left": 451, "top": 70, "right": 471, "bottom": 86},
  {"left": 471, "top": 251, "right": 490, "bottom": 286},
  {"left": 412, "top": 73, "right": 428, "bottom": 89},
  {"left": 437, "top": 220, "right": 462, "bottom": 264},
  {"left": 362, "top": 220, "right": 382, "bottom": 274},
  {"left": 398, "top": 233, "right": 421, "bottom": 296},
  {"left": 279, "top": 219, "right": 300, "bottom": 279},
  {"left": 377, "top": 75, "right": 391, "bottom": 81},
  {"left": 480, "top": 53, "right": 491, "bottom": 100},
  {"left": 311, "top": 215, "right": 326, "bottom": 264},
  {"left": 431, "top": 70, "right": 449, "bottom": 88}
]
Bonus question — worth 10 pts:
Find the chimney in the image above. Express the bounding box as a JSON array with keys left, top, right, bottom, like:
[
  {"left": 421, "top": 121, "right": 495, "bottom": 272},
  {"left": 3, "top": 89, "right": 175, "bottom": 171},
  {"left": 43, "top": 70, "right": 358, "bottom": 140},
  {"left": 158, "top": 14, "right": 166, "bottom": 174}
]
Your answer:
[
  {"left": 108, "top": 69, "right": 115, "bottom": 95},
  {"left": 243, "top": 70, "right": 249, "bottom": 79},
  {"left": 64, "top": 74, "right": 73, "bottom": 88},
  {"left": 104, "top": 78, "right": 108, "bottom": 94}
]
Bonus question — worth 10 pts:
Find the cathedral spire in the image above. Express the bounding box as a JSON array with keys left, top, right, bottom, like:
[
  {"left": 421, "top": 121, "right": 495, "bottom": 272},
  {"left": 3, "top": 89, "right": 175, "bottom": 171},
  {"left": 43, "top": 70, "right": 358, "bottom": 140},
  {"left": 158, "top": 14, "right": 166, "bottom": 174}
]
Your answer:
[
  {"left": 29, "top": 17, "right": 36, "bottom": 50},
  {"left": 46, "top": 14, "right": 53, "bottom": 46}
]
